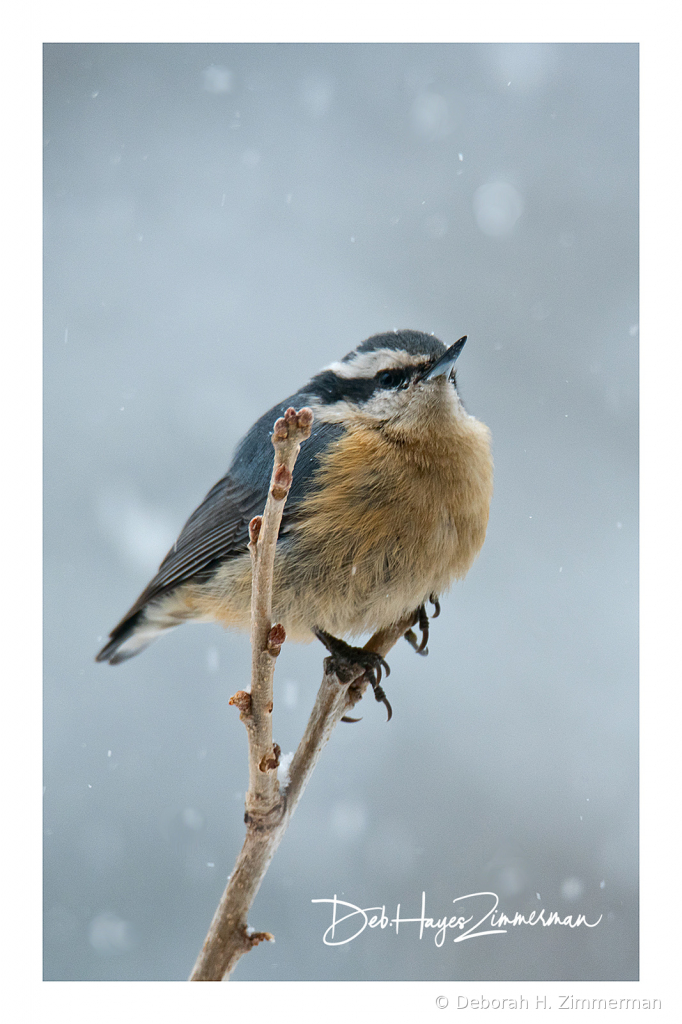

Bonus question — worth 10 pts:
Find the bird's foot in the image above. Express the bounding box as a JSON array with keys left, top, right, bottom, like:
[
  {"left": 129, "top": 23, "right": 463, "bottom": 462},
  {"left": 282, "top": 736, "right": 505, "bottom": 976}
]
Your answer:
[
  {"left": 403, "top": 593, "right": 440, "bottom": 657},
  {"left": 313, "top": 627, "right": 393, "bottom": 722}
]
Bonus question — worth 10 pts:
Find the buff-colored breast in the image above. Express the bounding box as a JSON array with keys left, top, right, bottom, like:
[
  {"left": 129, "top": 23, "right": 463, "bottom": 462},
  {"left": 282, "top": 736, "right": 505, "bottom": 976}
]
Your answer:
[{"left": 177, "top": 406, "right": 493, "bottom": 642}]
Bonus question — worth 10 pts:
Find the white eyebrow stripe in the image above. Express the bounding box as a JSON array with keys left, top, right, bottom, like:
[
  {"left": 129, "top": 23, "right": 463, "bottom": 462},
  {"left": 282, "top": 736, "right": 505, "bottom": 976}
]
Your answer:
[
  {"left": 322, "top": 348, "right": 428, "bottom": 379},
  {"left": 308, "top": 398, "right": 358, "bottom": 423}
]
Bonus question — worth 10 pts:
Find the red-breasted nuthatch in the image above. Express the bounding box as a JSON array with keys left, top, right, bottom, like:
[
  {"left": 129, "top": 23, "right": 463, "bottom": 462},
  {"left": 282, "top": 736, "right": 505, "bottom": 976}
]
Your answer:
[{"left": 96, "top": 330, "right": 493, "bottom": 710}]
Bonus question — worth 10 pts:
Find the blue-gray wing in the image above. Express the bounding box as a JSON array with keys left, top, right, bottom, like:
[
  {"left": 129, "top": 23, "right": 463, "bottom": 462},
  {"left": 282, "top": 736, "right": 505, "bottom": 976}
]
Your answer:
[{"left": 118, "top": 396, "right": 341, "bottom": 620}]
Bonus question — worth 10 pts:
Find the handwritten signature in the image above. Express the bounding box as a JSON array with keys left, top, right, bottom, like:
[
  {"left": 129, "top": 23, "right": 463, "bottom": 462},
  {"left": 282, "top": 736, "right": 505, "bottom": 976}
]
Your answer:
[{"left": 311, "top": 892, "right": 602, "bottom": 947}]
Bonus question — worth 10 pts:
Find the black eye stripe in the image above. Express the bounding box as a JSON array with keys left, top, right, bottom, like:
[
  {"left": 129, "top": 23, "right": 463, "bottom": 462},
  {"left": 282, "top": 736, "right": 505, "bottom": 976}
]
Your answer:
[
  {"left": 309, "top": 360, "right": 433, "bottom": 406},
  {"left": 309, "top": 371, "right": 378, "bottom": 406}
]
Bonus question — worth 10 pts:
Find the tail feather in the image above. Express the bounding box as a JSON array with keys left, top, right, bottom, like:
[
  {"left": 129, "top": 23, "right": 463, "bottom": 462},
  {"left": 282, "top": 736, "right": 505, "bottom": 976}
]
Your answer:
[{"left": 96, "top": 609, "right": 169, "bottom": 665}]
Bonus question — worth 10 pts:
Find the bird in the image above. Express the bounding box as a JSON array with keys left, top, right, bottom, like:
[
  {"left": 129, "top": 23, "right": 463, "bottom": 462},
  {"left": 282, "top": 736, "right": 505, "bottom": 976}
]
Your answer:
[{"left": 96, "top": 329, "right": 493, "bottom": 714}]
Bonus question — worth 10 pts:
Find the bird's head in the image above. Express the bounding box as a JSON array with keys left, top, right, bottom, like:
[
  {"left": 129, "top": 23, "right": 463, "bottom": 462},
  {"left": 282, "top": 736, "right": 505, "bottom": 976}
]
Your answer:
[{"left": 306, "top": 329, "right": 469, "bottom": 435}]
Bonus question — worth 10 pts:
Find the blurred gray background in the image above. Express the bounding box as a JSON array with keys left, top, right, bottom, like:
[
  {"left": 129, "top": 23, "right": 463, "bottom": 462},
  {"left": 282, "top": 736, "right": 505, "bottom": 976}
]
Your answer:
[{"left": 43, "top": 43, "right": 638, "bottom": 981}]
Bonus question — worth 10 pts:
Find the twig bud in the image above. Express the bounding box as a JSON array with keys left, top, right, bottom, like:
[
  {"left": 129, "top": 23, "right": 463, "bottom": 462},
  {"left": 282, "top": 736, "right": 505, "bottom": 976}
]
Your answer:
[
  {"left": 246, "top": 930, "right": 274, "bottom": 947},
  {"left": 248, "top": 516, "right": 262, "bottom": 545},
  {"left": 267, "top": 623, "right": 286, "bottom": 656},
  {"left": 229, "top": 691, "right": 252, "bottom": 716},
  {"left": 296, "top": 406, "right": 313, "bottom": 431},
  {"left": 271, "top": 464, "right": 292, "bottom": 501},
  {"left": 272, "top": 416, "right": 288, "bottom": 441},
  {"left": 272, "top": 406, "right": 314, "bottom": 445}
]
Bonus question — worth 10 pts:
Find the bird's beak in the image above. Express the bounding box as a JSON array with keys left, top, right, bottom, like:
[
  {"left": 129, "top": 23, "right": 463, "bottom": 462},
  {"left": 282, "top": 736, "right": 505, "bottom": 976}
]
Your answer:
[{"left": 422, "top": 336, "right": 467, "bottom": 380}]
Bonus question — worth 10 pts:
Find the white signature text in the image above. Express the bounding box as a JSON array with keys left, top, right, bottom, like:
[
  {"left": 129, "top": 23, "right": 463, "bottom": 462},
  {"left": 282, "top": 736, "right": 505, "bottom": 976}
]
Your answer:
[{"left": 311, "top": 891, "right": 603, "bottom": 947}]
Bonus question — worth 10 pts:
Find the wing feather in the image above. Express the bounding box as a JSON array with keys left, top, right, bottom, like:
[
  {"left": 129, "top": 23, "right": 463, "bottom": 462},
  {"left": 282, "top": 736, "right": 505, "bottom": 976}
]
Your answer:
[{"left": 110, "top": 396, "right": 342, "bottom": 626}]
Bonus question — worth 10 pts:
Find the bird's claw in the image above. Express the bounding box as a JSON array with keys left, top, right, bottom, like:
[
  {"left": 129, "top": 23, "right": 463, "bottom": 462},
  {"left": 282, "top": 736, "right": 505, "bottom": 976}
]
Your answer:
[
  {"left": 313, "top": 627, "right": 392, "bottom": 721},
  {"left": 404, "top": 599, "right": 438, "bottom": 656}
]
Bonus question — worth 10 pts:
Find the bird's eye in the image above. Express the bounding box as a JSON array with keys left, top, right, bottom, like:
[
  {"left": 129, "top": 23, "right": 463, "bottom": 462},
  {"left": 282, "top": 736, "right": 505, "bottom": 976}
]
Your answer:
[{"left": 376, "top": 368, "right": 409, "bottom": 389}]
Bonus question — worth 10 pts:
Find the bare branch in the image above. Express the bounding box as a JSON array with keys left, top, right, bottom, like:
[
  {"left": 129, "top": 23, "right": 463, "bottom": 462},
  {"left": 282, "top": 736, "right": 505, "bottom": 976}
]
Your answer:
[
  {"left": 189, "top": 406, "right": 415, "bottom": 982},
  {"left": 244, "top": 406, "right": 313, "bottom": 818}
]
